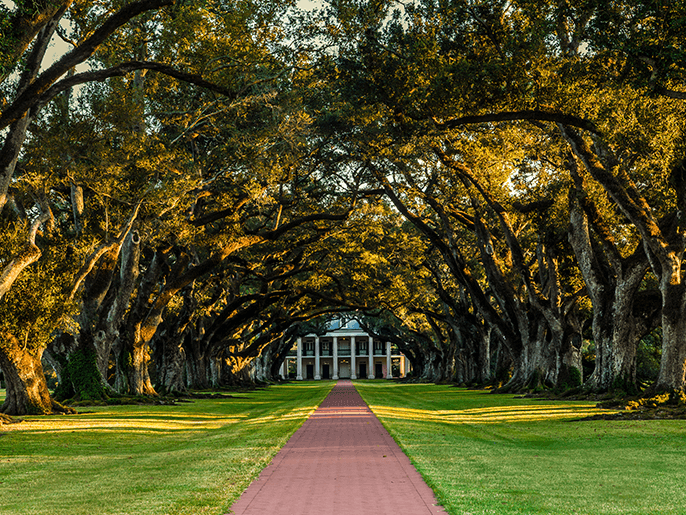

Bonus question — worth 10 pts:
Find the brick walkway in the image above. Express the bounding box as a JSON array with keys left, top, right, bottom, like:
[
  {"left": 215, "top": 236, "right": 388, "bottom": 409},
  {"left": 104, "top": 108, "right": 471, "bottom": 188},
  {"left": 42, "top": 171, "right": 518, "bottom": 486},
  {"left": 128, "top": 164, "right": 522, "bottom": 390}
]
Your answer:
[{"left": 229, "top": 380, "right": 446, "bottom": 514}]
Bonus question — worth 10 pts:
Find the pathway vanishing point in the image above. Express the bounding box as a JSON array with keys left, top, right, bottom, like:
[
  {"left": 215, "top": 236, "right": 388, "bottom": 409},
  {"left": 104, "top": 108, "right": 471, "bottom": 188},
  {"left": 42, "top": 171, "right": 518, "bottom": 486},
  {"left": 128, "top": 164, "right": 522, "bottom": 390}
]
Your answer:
[{"left": 229, "top": 379, "right": 446, "bottom": 515}]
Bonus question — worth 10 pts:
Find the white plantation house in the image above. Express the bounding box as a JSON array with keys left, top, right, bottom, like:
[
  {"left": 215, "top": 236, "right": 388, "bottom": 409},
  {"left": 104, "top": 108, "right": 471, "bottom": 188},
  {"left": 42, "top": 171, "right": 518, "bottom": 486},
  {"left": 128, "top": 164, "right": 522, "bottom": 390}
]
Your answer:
[{"left": 280, "top": 319, "right": 410, "bottom": 380}]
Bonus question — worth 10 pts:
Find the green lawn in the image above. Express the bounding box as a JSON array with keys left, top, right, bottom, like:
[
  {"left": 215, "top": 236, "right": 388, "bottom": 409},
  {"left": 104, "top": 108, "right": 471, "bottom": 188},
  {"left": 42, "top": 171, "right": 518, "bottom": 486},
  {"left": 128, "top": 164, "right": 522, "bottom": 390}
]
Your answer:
[
  {"left": 0, "top": 383, "right": 333, "bottom": 515},
  {"left": 3, "top": 381, "right": 685, "bottom": 515},
  {"left": 354, "top": 381, "right": 686, "bottom": 515}
]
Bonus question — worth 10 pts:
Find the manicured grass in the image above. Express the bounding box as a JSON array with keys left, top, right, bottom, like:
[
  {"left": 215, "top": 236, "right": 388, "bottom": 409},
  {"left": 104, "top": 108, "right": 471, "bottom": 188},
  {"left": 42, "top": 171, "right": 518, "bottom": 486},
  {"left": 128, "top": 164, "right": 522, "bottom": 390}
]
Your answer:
[
  {"left": 355, "top": 381, "right": 686, "bottom": 515},
  {"left": 0, "top": 382, "right": 334, "bottom": 515}
]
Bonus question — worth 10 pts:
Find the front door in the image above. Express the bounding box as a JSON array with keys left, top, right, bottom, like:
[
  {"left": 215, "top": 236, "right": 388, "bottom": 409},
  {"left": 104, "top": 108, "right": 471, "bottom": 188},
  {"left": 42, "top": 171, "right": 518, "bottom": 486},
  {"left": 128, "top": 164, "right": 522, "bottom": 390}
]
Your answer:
[
  {"left": 375, "top": 363, "right": 383, "bottom": 378},
  {"left": 359, "top": 363, "right": 367, "bottom": 379},
  {"left": 339, "top": 363, "right": 351, "bottom": 378},
  {"left": 306, "top": 364, "right": 314, "bottom": 380}
]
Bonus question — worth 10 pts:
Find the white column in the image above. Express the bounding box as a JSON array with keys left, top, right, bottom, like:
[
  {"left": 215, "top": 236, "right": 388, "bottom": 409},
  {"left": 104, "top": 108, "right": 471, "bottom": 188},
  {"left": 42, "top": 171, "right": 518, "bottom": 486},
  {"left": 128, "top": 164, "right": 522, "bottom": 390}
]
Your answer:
[
  {"left": 296, "top": 337, "right": 303, "bottom": 380},
  {"left": 399, "top": 354, "right": 405, "bottom": 378},
  {"left": 368, "top": 338, "right": 375, "bottom": 379},
  {"left": 350, "top": 337, "right": 357, "bottom": 380},
  {"left": 314, "top": 336, "right": 321, "bottom": 380},
  {"left": 332, "top": 336, "right": 339, "bottom": 380},
  {"left": 386, "top": 341, "right": 392, "bottom": 379},
  {"left": 279, "top": 361, "right": 285, "bottom": 379}
]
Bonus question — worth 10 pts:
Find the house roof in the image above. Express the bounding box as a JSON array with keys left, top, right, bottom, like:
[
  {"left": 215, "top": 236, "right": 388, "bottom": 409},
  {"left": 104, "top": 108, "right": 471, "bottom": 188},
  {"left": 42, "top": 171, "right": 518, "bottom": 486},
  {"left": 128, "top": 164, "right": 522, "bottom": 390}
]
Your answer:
[{"left": 325, "top": 319, "right": 366, "bottom": 333}]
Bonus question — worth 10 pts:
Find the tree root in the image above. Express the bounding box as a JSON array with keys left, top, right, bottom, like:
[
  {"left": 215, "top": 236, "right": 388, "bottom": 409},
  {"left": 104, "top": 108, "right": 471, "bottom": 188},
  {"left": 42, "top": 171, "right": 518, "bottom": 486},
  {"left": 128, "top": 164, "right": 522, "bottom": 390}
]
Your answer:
[
  {"left": 51, "top": 399, "right": 77, "bottom": 415},
  {"left": 0, "top": 412, "right": 22, "bottom": 425}
]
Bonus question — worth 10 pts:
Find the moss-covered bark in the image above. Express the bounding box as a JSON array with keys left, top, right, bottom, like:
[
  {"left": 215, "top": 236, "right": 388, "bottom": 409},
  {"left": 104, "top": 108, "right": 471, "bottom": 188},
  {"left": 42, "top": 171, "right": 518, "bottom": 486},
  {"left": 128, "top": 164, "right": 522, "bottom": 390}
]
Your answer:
[{"left": 53, "top": 345, "right": 107, "bottom": 402}]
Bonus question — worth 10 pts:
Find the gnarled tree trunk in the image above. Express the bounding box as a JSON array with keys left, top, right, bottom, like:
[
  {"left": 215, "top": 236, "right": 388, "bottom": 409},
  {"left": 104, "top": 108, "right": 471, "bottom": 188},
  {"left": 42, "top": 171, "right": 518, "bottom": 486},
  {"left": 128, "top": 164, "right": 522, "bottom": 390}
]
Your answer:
[
  {"left": 124, "top": 332, "right": 157, "bottom": 396},
  {"left": 0, "top": 333, "right": 72, "bottom": 415},
  {"left": 567, "top": 160, "right": 655, "bottom": 392},
  {"left": 657, "top": 277, "right": 686, "bottom": 391},
  {"left": 562, "top": 125, "right": 686, "bottom": 392},
  {"left": 52, "top": 219, "right": 140, "bottom": 401},
  {"left": 156, "top": 328, "right": 189, "bottom": 394},
  {"left": 182, "top": 317, "right": 212, "bottom": 389}
]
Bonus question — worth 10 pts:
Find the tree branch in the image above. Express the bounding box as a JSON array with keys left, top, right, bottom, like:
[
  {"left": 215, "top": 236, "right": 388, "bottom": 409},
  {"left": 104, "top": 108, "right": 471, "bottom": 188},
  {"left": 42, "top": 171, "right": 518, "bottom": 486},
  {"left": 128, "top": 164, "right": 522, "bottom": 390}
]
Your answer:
[
  {"left": 0, "top": 210, "right": 50, "bottom": 301},
  {"left": 655, "top": 87, "right": 686, "bottom": 100},
  {"left": 436, "top": 110, "right": 599, "bottom": 134},
  {"left": 257, "top": 211, "right": 351, "bottom": 240},
  {"left": 559, "top": 125, "right": 670, "bottom": 267},
  {"left": 0, "top": 0, "right": 175, "bottom": 130},
  {"left": 68, "top": 200, "right": 142, "bottom": 300},
  {"left": 0, "top": 1, "right": 74, "bottom": 84}
]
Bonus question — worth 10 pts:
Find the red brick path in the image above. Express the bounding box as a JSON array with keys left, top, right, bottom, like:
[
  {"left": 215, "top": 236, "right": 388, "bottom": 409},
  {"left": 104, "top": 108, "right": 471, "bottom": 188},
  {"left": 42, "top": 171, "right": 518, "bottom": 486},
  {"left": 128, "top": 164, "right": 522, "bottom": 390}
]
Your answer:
[{"left": 229, "top": 380, "right": 446, "bottom": 514}]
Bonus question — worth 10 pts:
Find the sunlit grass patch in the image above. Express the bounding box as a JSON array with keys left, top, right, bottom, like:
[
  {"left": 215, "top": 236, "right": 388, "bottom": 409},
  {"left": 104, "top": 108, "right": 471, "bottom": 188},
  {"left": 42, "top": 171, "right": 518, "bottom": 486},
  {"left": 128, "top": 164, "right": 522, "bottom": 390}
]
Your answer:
[
  {"left": 2, "top": 404, "right": 319, "bottom": 435},
  {"left": 369, "top": 402, "right": 615, "bottom": 423},
  {"left": 355, "top": 381, "right": 686, "bottom": 515},
  {"left": 2, "top": 411, "right": 249, "bottom": 435},
  {"left": 0, "top": 382, "right": 333, "bottom": 515}
]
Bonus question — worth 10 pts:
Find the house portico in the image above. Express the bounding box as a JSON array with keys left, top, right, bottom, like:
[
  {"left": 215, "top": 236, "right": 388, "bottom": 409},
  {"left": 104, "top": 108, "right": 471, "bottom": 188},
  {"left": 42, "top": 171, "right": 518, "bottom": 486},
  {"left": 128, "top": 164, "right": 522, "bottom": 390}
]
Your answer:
[{"left": 280, "top": 320, "right": 410, "bottom": 380}]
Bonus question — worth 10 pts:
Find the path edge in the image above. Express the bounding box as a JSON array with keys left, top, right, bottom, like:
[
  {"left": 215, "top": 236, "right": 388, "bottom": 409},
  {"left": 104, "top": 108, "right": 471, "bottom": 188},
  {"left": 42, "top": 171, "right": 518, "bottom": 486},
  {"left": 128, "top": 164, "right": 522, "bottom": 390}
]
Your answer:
[{"left": 351, "top": 380, "right": 447, "bottom": 514}]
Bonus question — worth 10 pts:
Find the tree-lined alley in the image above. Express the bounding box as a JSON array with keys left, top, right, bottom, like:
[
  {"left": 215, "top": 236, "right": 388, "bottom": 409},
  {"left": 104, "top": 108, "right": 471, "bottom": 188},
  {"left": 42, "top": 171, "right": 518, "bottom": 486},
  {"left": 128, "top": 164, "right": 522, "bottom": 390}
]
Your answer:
[{"left": 1, "top": 0, "right": 685, "bottom": 416}]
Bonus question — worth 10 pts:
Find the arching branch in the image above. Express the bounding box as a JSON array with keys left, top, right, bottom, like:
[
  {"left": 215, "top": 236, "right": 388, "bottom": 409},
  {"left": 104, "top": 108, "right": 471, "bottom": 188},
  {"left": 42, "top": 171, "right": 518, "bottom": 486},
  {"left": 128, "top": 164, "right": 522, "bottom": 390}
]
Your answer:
[
  {"left": 0, "top": 0, "right": 175, "bottom": 130},
  {"left": 436, "top": 110, "right": 599, "bottom": 134}
]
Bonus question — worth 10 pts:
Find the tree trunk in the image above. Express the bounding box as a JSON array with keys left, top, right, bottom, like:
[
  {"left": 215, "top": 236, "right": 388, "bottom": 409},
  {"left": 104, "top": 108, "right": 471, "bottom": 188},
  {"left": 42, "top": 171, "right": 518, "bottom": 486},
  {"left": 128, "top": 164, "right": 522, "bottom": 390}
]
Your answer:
[
  {"left": 97, "top": 229, "right": 141, "bottom": 392},
  {"left": 455, "top": 325, "right": 492, "bottom": 385},
  {"left": 54, "top": 227, "right": 140, "bottom": 400},
  {"left": 567, "top": 163, "right": 650, "bottom": 392},
  {"left": 585, "top": 283, "right": 645, "bottom": 392},
  {"left": 0, "top": 117, "right": 32, "bottom": 214},
  {"left": 124, "top": 330, "right": 157, "bottom": 396},
  {"left": 209, "top": 355, "right": 222, "bottom": 387},
  {"left": 154, "top": 285, "right": 202, "bottom": 394},
  {"left": 116, "top": 245, "right": 169, "bottom": 396},
  {"left": 183, "top": 320, "right": 211, "bottom": 389},
  {"left": 70, "top": 182, "right": 85, "bottom": 236},
  {"left": 267, "top": 336, "right": 293, "bottom": 381},
  {"left": 157, "top": 335, "right": 187, "bottom": 394},
  {"left": 656, "top": 280, "right": 686, "bottom": 391},
  {"left": 93, "top": 330, "right": 114, "bottom": 390},
  {"left": 0, "top": 334, "right": 73, "bottom": 415},
  {"left": 185, "top": 353, "right": 210, "bottom": 389},
  {"left": 412, "top": 346, "right": 447, "bottom": 382},
  {"left": 506, "top": 318, "right": 550, "bottom": 389},
  {"left": 562, "top": 125, "right": 686, "bottom": 392},
  {"left": 218, "top": 351, "right": 241, "bottom": 386},
  {"left": 399, "top": 342, "right": 423, "bottom": 380},
  {"left": 55, "top": 341, "right": 108, "bottom": 402},
  {"left": 560, "top": 330, "right": 583, "bottom": 387},
  {"left": 252, "top": 337, "right": 288, "bottom": 382},
  {"left": 476, "top": 326, "right": 492, "bottom": 383},
  {"left": 491, "top": 333, "right": 514, "bottom": 386},
  {"left": 65, "top": 245, "right": 120, "bottom": 401}
]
